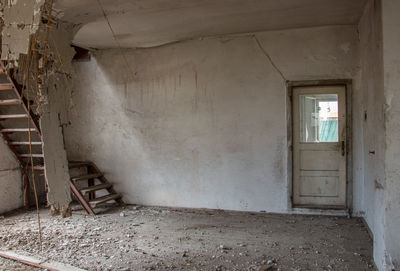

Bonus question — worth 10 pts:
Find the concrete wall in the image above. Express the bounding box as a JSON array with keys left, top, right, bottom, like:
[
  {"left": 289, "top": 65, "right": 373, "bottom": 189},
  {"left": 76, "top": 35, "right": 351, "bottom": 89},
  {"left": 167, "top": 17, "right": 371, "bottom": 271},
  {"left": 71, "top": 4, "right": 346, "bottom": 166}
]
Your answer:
[
  {"left": 357, "top": 1, "right": 387, "bottom": 269},
  {"left": 65, "top": 25, "right": 360, "bottom": 213},
  {"left": 358, "top": 0, "right": 400, "bottom": 269},
  {"left": 0, "top": 137, "right": 23, "bottom": 214},
  {"left": 382, "top": 0, "right": 400, "bottom": 269}
]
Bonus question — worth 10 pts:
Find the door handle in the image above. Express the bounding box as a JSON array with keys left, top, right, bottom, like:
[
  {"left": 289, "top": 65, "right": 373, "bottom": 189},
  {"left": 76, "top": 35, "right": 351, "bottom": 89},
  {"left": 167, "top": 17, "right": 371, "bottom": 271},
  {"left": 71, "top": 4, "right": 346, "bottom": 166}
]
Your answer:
[{"left": 341, "top": 140, "right": 345, "bottom": 156}]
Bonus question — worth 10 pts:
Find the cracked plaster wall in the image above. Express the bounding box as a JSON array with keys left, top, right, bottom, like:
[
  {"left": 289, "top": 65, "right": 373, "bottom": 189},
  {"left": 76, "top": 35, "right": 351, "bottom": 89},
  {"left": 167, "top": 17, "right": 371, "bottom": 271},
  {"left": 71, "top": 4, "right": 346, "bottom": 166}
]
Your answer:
[
  {"left": 0, "top": 0, "right": 73, "bottom": 216},
  {"left": 65, "top": 25, "right": 361, "bottom": 213},
  {"left": 39, "top": 21, "right": 74, "bottom": 217},
  {"left": 1, "top": 0, "right": 45, "bottom": 62}
]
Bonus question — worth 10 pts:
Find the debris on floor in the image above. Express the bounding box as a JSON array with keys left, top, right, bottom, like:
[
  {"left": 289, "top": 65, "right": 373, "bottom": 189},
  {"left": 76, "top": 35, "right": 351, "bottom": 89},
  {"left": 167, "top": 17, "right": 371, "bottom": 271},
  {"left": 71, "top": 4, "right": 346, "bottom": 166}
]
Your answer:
[{"left": 0, "top": 205, "right": 375, "bottom": 271}]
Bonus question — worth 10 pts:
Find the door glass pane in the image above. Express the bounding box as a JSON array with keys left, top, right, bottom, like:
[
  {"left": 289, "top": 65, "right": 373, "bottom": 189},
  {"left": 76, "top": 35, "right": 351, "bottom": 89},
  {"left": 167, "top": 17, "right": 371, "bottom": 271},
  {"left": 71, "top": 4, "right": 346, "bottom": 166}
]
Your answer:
[{"left": 299, "top": 94, "right": 338, "bottom": 143}]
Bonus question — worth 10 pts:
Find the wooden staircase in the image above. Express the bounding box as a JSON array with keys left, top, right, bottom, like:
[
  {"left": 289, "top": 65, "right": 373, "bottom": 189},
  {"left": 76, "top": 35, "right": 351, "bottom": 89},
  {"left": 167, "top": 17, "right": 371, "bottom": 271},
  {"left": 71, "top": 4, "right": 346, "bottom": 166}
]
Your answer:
[
  {"left": 69, "top": 161, "right": 123, "bottom": 215},
  {"left": 0, "top": 62, "right": 122, "bottom": 215},
  {"left": 0, "top": 64, "right": 45, "bottom": 191}
]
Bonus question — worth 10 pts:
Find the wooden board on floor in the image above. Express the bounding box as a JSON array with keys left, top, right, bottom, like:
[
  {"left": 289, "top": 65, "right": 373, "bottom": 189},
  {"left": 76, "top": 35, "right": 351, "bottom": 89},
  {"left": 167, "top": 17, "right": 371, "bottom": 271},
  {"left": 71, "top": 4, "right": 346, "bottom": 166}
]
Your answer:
[{"left": 0, "top": 250, "right": 86, "bottom": 271}]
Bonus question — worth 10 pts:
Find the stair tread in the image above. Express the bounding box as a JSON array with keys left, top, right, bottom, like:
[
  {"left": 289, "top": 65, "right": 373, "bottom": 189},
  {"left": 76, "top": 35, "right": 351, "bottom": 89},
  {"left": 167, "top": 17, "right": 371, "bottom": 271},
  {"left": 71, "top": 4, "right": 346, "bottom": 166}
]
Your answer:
[
  {"left": 89, "top": 193, "right": 121, "bottom": 207},
  {"left": 71, "top": 173, "right": 102, "bottom": 182},
  {"left": 69, "top": 161, "right": 124, "bottom": 214},
  {"left": 80, "top": 183, "right": 112, "bottom": 195},
  {"left": 9, "top": 141, "right": 42, "bottom": 145},
  {"left": 1, "top": 128, "right": 36, "bottom": 133},
  {"left": 19, "top": 154, "right": 44, "bottom": 158},
  {"left": 0, "top": 84, "right": 13, "bottom": 90},
  {"left": 0, "top": 114, "right": 28, "bottom": 119},
  {"left": 0, "top": 99, "right": 21, "bottom": 105},
  {"left": 28, "top": 165, "right": 45, "bottom": 170},
  {"left": 69, "top": 161, "right": 92, "bottom": 169}
]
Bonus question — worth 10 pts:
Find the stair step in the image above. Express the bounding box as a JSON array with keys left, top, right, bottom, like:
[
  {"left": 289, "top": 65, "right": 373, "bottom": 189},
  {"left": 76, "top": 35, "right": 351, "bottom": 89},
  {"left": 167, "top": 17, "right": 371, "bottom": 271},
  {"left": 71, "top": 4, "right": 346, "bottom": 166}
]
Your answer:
[
  {"left": 0, "top": 84, "right": 13, "bottom": 90},
  {"left": 0, "top": 99, "right": 21, "bottom": 105},
  {"left": 9, "top": 141, "right": 42, "bottom": 145},
  {"left": 19, "top": 154, "right": 44, "bottom": 158},
  {"left": 0, "top": 114, "right": 28, "bottom": 120},
  {"left": 89, "top": 193, "right": 121, "bottom": 208},
  {"left": 28, "top": 165, "right": 45, "bottom": 171},
  {"left": 69, "top": 161, "right": 91, "bottom": 169},
  {"left": 0, "top": 128, "right": 36, "bottom": 133},
  {"left": 71, "top": 173, "right": 103, "bottom": 182},
  {"left": 80, "top": 183, "right": 112, "bottom": 196}
]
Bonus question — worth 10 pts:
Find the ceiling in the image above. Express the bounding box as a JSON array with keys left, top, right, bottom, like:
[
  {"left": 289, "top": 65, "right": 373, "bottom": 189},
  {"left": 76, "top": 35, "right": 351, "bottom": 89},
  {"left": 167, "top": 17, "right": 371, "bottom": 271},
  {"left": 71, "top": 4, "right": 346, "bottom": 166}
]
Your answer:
[{"left": 54, "top": 0, "right": 368, "bottom": 49}]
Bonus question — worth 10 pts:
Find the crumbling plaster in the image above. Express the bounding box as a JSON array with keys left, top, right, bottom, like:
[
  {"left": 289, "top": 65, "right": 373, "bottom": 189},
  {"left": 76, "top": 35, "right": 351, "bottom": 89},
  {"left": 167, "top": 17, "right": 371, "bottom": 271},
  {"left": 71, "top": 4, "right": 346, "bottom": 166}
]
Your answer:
[
  {"left": 0, "top": 0, "right": 74, "bottom": 216},
  {"left": 1, "top": 0, "right": 45, "bottom": 61},
  {"left": 39, "top": 21, "right": 75, "bottom": 217},
  {"left": 65, "top": 25, "right": 361, "bottom": 213}
]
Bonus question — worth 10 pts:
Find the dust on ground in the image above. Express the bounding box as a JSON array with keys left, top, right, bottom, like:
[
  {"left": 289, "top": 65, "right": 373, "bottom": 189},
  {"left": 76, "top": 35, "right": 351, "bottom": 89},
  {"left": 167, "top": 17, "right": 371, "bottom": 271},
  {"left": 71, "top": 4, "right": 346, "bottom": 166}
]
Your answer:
[{"left": 0, "top": 205, "right": 375, "bottom": 271}]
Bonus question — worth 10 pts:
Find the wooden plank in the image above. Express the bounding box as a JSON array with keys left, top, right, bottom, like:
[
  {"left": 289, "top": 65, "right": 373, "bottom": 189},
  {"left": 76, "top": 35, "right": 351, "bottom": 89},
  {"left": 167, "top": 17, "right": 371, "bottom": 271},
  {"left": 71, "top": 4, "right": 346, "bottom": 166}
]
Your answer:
[
  {"left": 1, "top": 128, "right": 36, "bottom": 133},
  {"left": 70, "top": 182, "right": 95, "bottom": 215},
  {"left": 0, "top": 114, "right": 28, "bottom": 119},
  {"left": 19, "top": 154, "right": 44, "bottom": 158},
  {"left": 88, "top": 162, "right": 124, "bottom": 205},
  {"left": 0, "top": 250, "right": 86, "bottom": 271},
  {"left": 80, "top": 183, "right": 112, "bottom": 196},
  {"left": 89, "top": 193, "right": 121, "bottom": 208},
  {"left": 9, "top": 141, "right": 42, "bottom": 145},
  {"left": 0, "top": 63, "right": 41, "bottom": 137},
  {"left": 71, "top": 173, "right": 102, "bottom": 182},
  {"left": 0, "top": 99, "right": 21, "bottom": 105},
  {"left": 29, "top": 165, "right": 45, "bottom": 171},
  {"left": 0, "top": 84, "right": 13, "bottom": 90}
]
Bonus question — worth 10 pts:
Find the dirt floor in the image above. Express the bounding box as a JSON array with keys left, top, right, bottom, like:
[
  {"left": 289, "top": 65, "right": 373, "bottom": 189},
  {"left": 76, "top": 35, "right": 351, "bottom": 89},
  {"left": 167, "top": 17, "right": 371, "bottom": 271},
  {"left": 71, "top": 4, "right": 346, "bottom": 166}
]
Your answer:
[{"left": 0, "top": 205, "right": 375, "bottom": 271}]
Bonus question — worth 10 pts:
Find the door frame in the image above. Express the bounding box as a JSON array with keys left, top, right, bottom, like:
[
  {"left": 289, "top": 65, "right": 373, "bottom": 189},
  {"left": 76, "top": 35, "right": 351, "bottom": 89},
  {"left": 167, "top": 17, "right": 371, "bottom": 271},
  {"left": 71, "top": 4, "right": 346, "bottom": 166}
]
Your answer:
[{"left": 287, "top": 79, "right": 353, "bottom": 213}]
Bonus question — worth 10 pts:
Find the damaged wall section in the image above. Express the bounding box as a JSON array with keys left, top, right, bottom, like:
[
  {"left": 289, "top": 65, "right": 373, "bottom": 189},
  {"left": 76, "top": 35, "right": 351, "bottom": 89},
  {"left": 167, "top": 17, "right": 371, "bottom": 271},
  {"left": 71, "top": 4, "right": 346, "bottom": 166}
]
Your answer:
[
  {"left": 39, "top": 20, "right": 75, "bottom": 217},
  {"left": 65, "top": 25, "right": 360, "bottom": 213},
  {"left": 0, "top": 0, "right": 74, "bottom": 216},
  {"left": 1, "top": 0, "right": 44, "bottom": 61}
]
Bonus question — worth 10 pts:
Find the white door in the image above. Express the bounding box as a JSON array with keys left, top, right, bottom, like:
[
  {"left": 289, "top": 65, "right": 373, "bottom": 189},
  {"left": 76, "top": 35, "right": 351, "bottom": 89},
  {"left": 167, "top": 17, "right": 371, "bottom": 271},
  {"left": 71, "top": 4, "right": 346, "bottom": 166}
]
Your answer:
[{"left": 293, "top": 85, "right": 346, "bottom": 208}]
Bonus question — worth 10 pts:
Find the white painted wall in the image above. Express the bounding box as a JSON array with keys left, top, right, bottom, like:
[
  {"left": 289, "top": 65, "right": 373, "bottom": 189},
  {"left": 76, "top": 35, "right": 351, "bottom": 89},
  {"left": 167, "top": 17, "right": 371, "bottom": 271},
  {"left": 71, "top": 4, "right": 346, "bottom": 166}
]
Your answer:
[
  {"left": 357, "top": 1, "right": 387, "bottom": 269},
  {"left": 382, "top": 0, "right": 400, "bottom": 269},
  {"left": 0, "top": 138, "right": 23, "bottom": 214},
  {"left": 65, "top": 25, "right": 361, "bottom": 213},
  {"left": 357, "top": 0, "right": 400, "bottom": 269}
]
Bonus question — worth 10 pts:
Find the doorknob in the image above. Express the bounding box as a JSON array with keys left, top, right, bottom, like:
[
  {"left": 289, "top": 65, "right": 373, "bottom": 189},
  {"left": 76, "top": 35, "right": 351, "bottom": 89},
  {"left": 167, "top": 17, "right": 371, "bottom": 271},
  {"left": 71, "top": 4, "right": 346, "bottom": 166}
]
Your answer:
[{"left": 341, "top": 141, "right": 345, "bottom": 156}]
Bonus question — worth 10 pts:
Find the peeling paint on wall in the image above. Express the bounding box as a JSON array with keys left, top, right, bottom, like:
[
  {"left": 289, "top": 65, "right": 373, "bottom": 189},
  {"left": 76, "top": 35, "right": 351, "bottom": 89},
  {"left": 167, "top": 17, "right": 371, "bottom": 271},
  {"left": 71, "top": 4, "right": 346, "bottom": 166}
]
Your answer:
[
  {"left": 1, "top": 0, "right": 45, "bottom": 61},
  {"left": 0, "top": 0, "right": 75, "bottom": 216}
]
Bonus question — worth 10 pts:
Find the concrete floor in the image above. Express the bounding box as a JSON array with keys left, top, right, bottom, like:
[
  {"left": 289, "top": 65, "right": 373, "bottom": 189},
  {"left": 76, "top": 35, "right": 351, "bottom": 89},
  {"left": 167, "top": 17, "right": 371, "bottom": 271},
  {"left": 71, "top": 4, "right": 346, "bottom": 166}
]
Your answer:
[{"left": 0, "top": 205, "right": 374, "bottom": 271}]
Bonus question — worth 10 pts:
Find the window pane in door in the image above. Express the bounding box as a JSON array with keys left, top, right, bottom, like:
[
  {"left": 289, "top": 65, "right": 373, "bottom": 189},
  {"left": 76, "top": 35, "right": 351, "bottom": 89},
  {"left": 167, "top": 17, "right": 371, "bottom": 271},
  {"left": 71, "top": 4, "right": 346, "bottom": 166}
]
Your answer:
[{"left": 299, "top": 94, "right": 338, "bottom": 143}]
